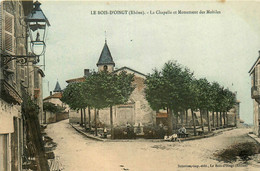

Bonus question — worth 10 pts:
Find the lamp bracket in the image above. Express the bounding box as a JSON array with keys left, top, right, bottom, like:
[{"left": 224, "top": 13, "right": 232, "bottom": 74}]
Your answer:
[{"left": 1, "top": 53, "right": 40, "bottom": 66}]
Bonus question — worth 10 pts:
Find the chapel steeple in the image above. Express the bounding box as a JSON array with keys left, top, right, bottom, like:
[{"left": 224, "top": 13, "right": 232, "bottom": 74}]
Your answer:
[
  {"left": 96, "top": 39, "right": 115, "bottom": 72},
  {"left": 53, "top": 81, "right": 62, "bottom": 92}
]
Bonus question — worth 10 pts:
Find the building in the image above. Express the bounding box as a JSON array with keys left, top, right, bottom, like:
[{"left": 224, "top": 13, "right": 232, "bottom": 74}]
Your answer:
[
  {"left": 0, "top": 0, "right": 45, "bottom": 170},
  {"left": 249, "top": 51, "right": 260, "bottom": 137},
  {"left": 67, "top": 41, "right": 156, "bottom": 131},
  {"left": 43, "top": 81, "right": 69, "bottom": 123}
]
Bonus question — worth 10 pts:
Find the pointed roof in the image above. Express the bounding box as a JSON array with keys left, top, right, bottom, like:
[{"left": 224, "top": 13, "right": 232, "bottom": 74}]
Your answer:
[
  {"left": 96, "top": 41, "right": 115, "bottom": 66},
  {"left": 53, "top": 81, "right": 62, "bottom": 92}
]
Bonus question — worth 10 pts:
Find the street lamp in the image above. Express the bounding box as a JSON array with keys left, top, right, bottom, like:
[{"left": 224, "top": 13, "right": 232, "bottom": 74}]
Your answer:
[
  {"left": 1, "top": 0, "right": 50, "bottom": 65},
  {"left": 25, "top": 0, "right": 50, "bottom": 57}
]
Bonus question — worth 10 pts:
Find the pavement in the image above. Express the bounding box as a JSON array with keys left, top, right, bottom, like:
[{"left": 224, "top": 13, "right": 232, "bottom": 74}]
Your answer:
[
  {"left": 70, "top": 122, "right": 235, "bottom": 142},
  {"left": 248, "top": 133, "right": 260, "bottom": 144}
]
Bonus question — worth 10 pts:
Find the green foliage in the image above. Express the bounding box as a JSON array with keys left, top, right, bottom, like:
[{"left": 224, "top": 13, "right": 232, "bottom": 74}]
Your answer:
[
  {"left": 43, "top": 102, "right": 65, "bottom": 113},
  {"left": 145, "top": 61, "right": 193, "bottom": 111},
  {"left": 84, "top": 71, "right": 135, "bottom": 109},
  {"left": 61, "top": 70, "right": 135, "bottom": 110},
  {"left": 61, "top": 81, "right": 88, "bottom": 110},
  {"left": 191, "top": 78, "right": 212, "bottom": 110},
  {"left": 145, "top": 60, "right": 237, "bottom": 114}
]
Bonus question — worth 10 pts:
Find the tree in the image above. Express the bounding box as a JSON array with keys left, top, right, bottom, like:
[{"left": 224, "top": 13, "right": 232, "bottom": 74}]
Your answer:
[
  {"left": 145, "top": 61, "right": 193, "bottom": 135},
  {"left": 61, "top": 81, "right": 89, "bottom": 128},
  {"left": 43, "top": 102, "right": 65, "bottom": 113},
  {"left": 84, "top": 71, "right": 134, "bottom": 138},
  {"left": 192, "top": 78, "right": 213, "bottom": 133},
  {"left": 219, "top": 88, "right": 236, "bottom": 127}
]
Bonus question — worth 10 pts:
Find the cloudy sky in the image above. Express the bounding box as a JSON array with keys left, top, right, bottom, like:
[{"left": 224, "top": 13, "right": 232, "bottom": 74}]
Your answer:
[{"left": 39, "top": 0, "right": 260, "bottom": 124}]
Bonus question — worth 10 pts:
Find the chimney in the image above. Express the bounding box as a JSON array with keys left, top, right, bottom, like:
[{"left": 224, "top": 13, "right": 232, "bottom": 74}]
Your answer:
[
  {"left": 50, "top": 91, "right": 52, "bottom": 96},
  {"left": 84, "top": 69, "right": 90, "bottom": 77}
]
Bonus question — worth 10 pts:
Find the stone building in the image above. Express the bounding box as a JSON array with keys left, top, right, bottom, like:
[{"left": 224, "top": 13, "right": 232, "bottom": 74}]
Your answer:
[
  {"left": 0, "top": 0, "right": 45, "bottom": 170},
  {"left": 67, "top": 41, "right": 156, "bottom": 130},
  {"left": 249, "top": 51, "right": 260, "bottom": 137},
  {"left": 43, "top": 81, "right": 69, "bottom": 124}
]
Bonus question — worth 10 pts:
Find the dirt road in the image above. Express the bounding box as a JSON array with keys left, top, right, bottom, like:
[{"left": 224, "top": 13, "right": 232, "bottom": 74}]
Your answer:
[{"left": 45, "top": 120, "right": 260, "bottom": 171}]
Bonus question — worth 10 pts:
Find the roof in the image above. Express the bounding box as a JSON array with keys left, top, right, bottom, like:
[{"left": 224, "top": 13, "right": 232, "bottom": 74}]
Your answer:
[
  {"left": 53, "top": 81, "right": 62, "bottom": 92},
  {"left": 43, "top": 92, "right": 62, "bottom": 101},
  {"left": 96, "top": 41, "right": 115, "bottom": 66},
  {"left": 25, "top": 1, "right": 50, "bottom": 27},
  {"left": 248, "top": 51, "right": 260, "bottom": 74},
  {"left": 113, "top": 66, "right": 147, "bottom": 77},
  {"left": 66, "top": 77, "right": 85, "bottom": 83}
]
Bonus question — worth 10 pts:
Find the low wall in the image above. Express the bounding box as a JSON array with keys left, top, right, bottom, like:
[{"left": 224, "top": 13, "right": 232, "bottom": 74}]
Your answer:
[{"left": 45, "top": 111, "right": 69, "bottom": 124}]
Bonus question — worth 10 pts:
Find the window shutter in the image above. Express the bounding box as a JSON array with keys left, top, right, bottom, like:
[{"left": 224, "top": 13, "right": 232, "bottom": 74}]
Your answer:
[
  {"left": 4, "top": 11, "right": 14, "bottom": 54},
  {"left": 0, "top": 4, "right": 2, "bottom": 52}
]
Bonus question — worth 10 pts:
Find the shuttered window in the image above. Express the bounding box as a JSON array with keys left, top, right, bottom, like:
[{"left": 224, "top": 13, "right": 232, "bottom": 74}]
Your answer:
[
  {"left": 4, "top": 11, "right": 14, "bottom": 54},
  {"left": 0, "top": 4, "right": 2, "bottom": 52}
]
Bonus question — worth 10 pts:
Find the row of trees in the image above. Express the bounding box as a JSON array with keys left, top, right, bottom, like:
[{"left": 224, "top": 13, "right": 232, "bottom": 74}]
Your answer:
[
  {"left": 145, "top": 61, "right": 237, "bottom": 135},
  {"left": 61, "top": 71, "right": 134, "bottom": 138}
]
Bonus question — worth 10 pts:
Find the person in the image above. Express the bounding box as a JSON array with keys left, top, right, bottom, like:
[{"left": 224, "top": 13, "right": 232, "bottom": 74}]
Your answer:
[
  {"left": 158, "top": 121, "right": 165, "bottom": 138},
  {"left": 103, "top": 127, "right": 107, "bottom": 138},
  {"left": 178, "top": 125, "right": 186, "bottom": 138},
  {"left": 126, "top": 122, "right": 131, "bottom": 138},
  {"left": 164, "top": 134, "right": 179, "bottom": 142}
]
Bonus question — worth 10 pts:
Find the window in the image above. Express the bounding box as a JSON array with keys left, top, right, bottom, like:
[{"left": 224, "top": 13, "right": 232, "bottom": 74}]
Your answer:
[
  {"left": 103, "top": 65, "right": 108, "bottom": 71},
  {"left": 4, "top": 11, "right": 15, "bottom": 54}
]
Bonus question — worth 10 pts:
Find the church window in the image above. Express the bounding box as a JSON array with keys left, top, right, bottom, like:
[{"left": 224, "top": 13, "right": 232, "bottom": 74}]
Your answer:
[{"left": 104, "top": 65, "right": 108, "bottom": 71}]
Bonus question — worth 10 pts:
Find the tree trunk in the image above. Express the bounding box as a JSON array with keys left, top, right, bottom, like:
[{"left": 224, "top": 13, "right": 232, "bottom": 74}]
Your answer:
[
  {"left": 220, "top": 112, "right": 223, "bottom": 127},
  {"left": 84, "top": 108, "right": 87, "bottom": 130},
  {"left": 200, "top": 109, "right": 204, "bottom": 133},
  {"left": 192, "top": 110, "right": 197, "bottom": 136},
  {"left": 181, "top": 110, "right": 184, "bottom": 125},
  {"left": 94, "top": 109, "right": 97, "bottom": 136},
  {"left": 185, "top": 109, "right": 188, "bottom": 125},
  {"left": 80, "top": 108, "right": 83, "bottom": 126},
  {"left": 110, "top": 105, "right": 114, "bottom": 139},
  {"left": 168, "top": 108, "right": 173, "bottom": 135},
  {"left": 226, "top": 112, "right": 229, "bottom": 127},
  {"left": 175, "top": 111, "right": 179, "bottom": 130},
  {"left": 216, "top": 112, "right": 219, "bottom": 128},
  {"left": 212, "top": 111, "right": 215, "bottom": 128},
  {"left": 223, "top": 111, "right": 226, "bottom": 127},
  {"left": 234, "top": 112, "right": 237, "bottom": 127},
  {"left": 207, "top": 110, "right": 211, "bottom": 132},
  {"left": 88, "top": 107, "right": 91, "bottom": 129}
]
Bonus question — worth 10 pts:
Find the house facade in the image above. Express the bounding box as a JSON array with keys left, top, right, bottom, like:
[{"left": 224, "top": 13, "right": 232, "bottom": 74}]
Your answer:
[
  {"left": 249, "top": 51, "right": 260, "bottom": 137},
  {"left": 43, "top": 81, "right": 69, "bottom": 123},
  {"left": 67, "top": 41, "right": 156, "bottom": 130},
  {"left": 0, "top": 0, "right": 45, "bottom": 170}
]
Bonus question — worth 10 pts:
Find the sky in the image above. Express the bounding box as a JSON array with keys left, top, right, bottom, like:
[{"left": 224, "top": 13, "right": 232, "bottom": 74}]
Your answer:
[{"left": 38, "top": 0, "right": 260, "bottom": 124}]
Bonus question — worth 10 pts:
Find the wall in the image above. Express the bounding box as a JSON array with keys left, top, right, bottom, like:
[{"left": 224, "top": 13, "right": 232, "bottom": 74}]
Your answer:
[
  {"left": 68, "top": 72, "right": 156, "bottom": 128},
  {"left": 69, "top": 109, "right": 81, "bottom": 124},
  {"left": 44, "top": 111, "right": 69, "bottom": 124},
  {"left": 253, "top": 100, "right": 259, "bottom": 136},
  {"left": 0, "top": 1, "right": 27, "bottom": 170}
]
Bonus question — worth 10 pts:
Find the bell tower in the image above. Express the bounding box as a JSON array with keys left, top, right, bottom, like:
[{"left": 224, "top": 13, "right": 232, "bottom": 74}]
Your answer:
[{"left": 96, "top": 40, "right": 115, "bottom": 72}]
